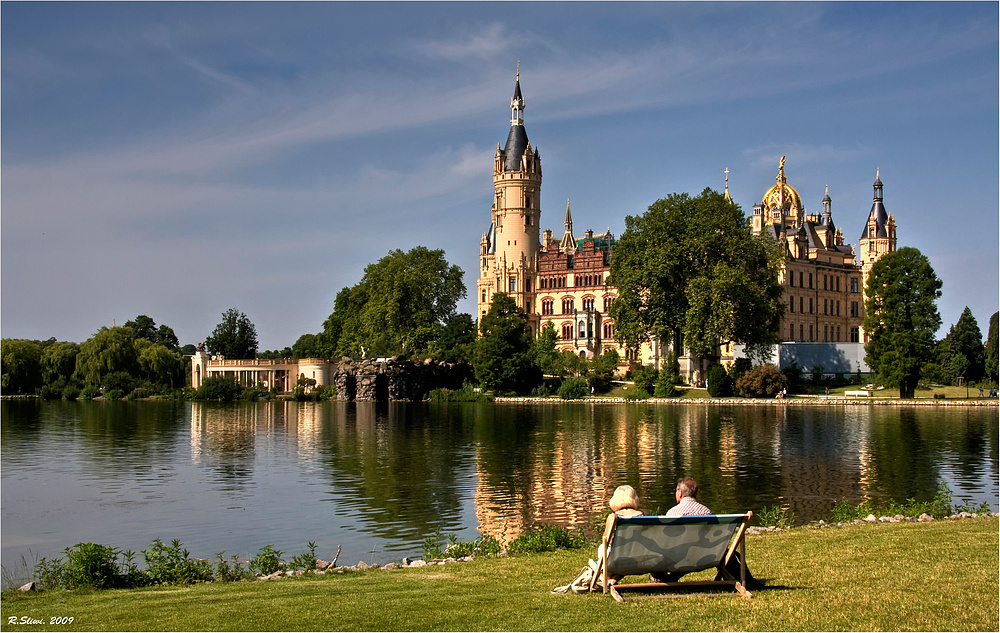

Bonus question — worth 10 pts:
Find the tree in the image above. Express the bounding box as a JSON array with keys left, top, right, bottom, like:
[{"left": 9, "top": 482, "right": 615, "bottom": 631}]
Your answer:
[
  {"left": 124, "top": 315, "right": 179, "bottom": 350},
  {"left": 41, "top": 341, "right": 80, "bottom": 387},
  {"left": 608, "top": 188, "right": 784, "bottom": 359},
  {"left": 434, "top": 313, "right": 477, "bottom": 364},
  {"left": 205, "top": 308, "right": 258, "bottom": 359},
  {"left": 985, "top": 312, "right": 999, "bottom": 382},
  {"left": 474, "top": 293, "right": 541, "bottom": 394},
  {"left": 735, "top": 364, "right": 786, "bottom": 398},
  {"left": 940, "top": 307, "right": 985, "bottom": 385},
  {"left": 863, "top": 247, "right": 942, "bottom": 398},
  {"left": 319, "top": 247, "right": 466, "bottom": 358},
  {"left": 75, "top": 326, "right": 141, "bottom": 387},
  {"left": 138, "top": 343, "right": 185, "bottom": 388},
  {"left": 1, "top": 339, "right": 44, "bottom": 394},
  {"left": 532, "top": 321, "right": 563, "bottom": 376},
  {"left": 587, "top": 349, "right": 620, "bottom": 393}
]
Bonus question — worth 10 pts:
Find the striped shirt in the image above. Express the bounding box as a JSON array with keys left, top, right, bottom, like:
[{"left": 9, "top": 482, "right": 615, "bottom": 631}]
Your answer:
[{"left": 665, "top": 496, "right": 712, "bottom": 517}]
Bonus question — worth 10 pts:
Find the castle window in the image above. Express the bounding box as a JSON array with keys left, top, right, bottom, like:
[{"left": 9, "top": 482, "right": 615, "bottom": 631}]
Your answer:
[
  {"left": 851, "top": 301, "right": 859, "bottom": 318},
  {"left": 562, "top": 323, "right": 573, "bottom": 340},
  {"left": 824, "top": 299, "right": 828, "bottom": 315},
  {"left": 603, "top": 323, "right": 615, "bottom": 339},
  {"left": 603, "top": 296, "right": 614, "bottom": 312},
  {"left": 579, "top": 321, "right": 586, "bottom": 338},
  {"left": 809, "top": 324, "right": 814, "bottom": 341},
  {"left": 824, "top": 325, "right": 828, "bottom": 341},
  {"left": 850, "top": 327, "right": 860, "bottom": 343},
  {"left": 790, "top": 274, "right": 795, "bottom": 287},
  {"left": 799, "top": 272, "right": 804, "bottom": 287},
  {"left": 525, "top": 277, "right": 532, "bottom": 292},
  {"left": 851, "top": 278, "right": 859, "bottom": 293},
  {"left": 800, "top": 324, "right": 804, "bottom": 341},
  {"left": 837, "top": 326, "right": 841, "bottom": 342},
  {"left": 790, "top": 323, "right": 795, "bottom": 340},
  {"left": 837, "top": 301, "right": 841, "bottom": 316},
  {"left": 567, "top": 255, "right": 574, "bottom": 269},
  {"left": 809, "top": 273, "right": 813, "bottom": 289},
  {"left": 800, "top": 297, "right": 804, "bottom": 313},
  {"left": 583, "top": 298, "right": 594, "bottom": 311},
  {"left": 481, "top": 289, "right": 487, "bottom": 303},
  {"left": 836, "top": 277, "right": 841, "bottom": 292},
  {"left": 809, "top": 298, "right": 814, "bottom": 314},
  {"left": 790, "top": 298, "right": 794, "bottom": 314},
  {"left": 542, "top": 300, "right": 554, "bottom": 315},
  {"left": 509, "top": 278, "right": 517, "bottom": 293},
  {"left": 562, "top": 298, "right": 574, "bottom": 314}
]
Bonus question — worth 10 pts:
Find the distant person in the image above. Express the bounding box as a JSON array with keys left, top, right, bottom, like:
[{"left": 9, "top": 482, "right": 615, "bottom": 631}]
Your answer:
[
  {"left": 654, "top": 478, "right": 761, "bottom": 589},
  {"left": 600, "top": 485, "right": 643, "bottom": 585}
]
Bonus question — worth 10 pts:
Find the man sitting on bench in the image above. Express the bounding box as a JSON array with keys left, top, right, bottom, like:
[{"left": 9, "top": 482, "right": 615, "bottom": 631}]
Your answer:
[{"left": 651, "top": 477, "right": 760, "bottom": 588}]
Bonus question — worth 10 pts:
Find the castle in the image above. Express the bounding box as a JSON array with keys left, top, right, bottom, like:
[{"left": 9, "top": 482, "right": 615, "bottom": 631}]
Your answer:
[{"left": 477, "top": 73, "right": 897, "bottom": 380}]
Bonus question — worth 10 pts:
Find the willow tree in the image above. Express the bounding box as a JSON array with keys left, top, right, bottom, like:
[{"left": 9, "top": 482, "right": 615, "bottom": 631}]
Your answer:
[{"left": 608, "top": 188, "right": 784, "bottom": 362}]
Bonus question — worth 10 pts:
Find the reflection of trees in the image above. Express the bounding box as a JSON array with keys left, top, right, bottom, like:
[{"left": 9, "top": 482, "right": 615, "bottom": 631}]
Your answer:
[
  {"left": 860, "top": 407, "right": 940, "bottom": 506},
  {"left": 189, "top": 402, "right": 259, "bottom": 489},
  {"left": 312, "top": 401, "right": 476, "bottom": 546}
]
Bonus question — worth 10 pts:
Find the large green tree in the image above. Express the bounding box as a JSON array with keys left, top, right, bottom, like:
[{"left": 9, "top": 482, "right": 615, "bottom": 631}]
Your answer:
[
  {"left": 608, "top": 188, "right": 785, "bottom": 360},
  {"left": 863, "top": 247, "right": 942, "bottom": 398},
  {"left": 205, "top": 308, "right": 258, "bottom": 359},
  {"left": 474, "top": 293, "right": 540, "bottom": 394},
  {"left": 1, "top": 339, "right": 44, "bottom": 394},
  {"left": 75, "top": 326, "right": 142, "bottom": 386},
  {"left": 940, "top": 307, "right": 985, "bottom": 384},
  {"left": 319, "top": 246, "right": 467, "bottom": 358},
  {"left": 124, "top": 315, "right": 180, "bottom": 350},
  {"left": 985, "top": 311, "right": 999, "bottom": 382}
]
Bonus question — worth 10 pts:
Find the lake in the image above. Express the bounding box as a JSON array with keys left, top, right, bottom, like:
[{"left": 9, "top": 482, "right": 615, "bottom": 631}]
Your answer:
[{"left": 2, "top": 399, "right": 996, "bottom": 579}]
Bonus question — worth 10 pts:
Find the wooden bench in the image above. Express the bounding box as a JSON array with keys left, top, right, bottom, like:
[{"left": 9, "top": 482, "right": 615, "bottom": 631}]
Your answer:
[
  {"left": 597, "top": 513, "right": 753, "bottom": 602},
  {"left": 844, "top": 390, "right": 871, "bottom": 397}
]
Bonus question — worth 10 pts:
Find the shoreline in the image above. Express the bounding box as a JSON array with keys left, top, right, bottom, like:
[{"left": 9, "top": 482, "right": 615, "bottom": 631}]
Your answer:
[{"left": 496, "top": 395, "right": 1000, "bottom": 406}]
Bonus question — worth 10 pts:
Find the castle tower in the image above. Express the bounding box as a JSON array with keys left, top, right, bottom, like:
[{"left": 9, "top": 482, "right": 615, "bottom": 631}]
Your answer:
[
  {"left": 753, "top": 156, "right": 805, "bottom": 233},
  {"left": 477, "top": 68, "right": 543, "bottom": 335},
  {"left": 858, "top": 169, "right": 897, "bottom": 290}
]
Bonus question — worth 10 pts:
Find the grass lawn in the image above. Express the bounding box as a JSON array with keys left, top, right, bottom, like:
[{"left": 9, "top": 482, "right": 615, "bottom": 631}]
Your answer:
[{"left": 3, "top": 517, "right": 996, "bottom": 631}]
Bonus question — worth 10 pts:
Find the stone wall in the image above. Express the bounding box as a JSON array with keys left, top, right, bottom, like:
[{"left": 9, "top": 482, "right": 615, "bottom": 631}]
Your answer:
[{"left": 334, "top": 357, "right": 473, "bottom": 401}]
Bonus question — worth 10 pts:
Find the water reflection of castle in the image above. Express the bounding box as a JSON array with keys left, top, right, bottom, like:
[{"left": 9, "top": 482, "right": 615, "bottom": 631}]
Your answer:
[{"left": 186, "top": 403, "right": 957, "bottom": 544}]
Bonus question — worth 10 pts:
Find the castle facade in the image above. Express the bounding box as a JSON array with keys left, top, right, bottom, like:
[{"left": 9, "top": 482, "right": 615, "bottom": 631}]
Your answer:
[{"left": 476, "top": 73, "right": 899, "bottom": 380}]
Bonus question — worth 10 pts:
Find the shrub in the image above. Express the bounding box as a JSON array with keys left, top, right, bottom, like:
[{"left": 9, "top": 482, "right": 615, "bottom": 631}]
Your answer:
[
  {"left": 428, "top": 381, "right": 491, "bottom": 402},
  {"left": 631, "top": 364, "right": 658, "bottom": 394},
  {"left": 507, "top": 525, "right": 586, "bottom": 554},
  {"left": 757, "top": 504, "right": 796, "bottom": 528},
  {"left": 557, "top": 376, "right": 590, "bottom": 399},
  {"left": 706, "top": 364, "right": 733, "bottom": 397},
  {"left": 103, "top": 389, "right": 124, "bottom": 401},
  {"left": 729, "top": 357, "right": 753, "bottom": 383},
  {"left": 735, "top": 364, "right": 786, "bottom": 398},
  {"left": 142, "top": 539, "right": 212, "bottom": 585},
  {"left": 213, "top": 552, "right": 248, "bottom": 582},
  {"left": 80, "top": 385, "right": 101, "bottom": 400},
  {"left": 654, "top": 375, "right": 677, "bottom": 398},
  {"left": 622, "top": 387, "right": 650, "bottom": 401},
  {"left": 102, "top": 371, "right": 136, "bottom": 395},
  {"left": 62, "top": 385, "right": 80, "bottom": 400},
  {"left": 36, "top": 543, "right": 123, "bottom": 590},
  {"left": 248, "top": 545, "right": 284, "bottom": 577},
  {"left": 196, "top": 376, "right": 243, "bottom": 401},
  {"left": 39, "top": 384, "right": 63, "bottom": 400},
  {"left": 289, "top": 542, "right": 318, "bottom": 572}
]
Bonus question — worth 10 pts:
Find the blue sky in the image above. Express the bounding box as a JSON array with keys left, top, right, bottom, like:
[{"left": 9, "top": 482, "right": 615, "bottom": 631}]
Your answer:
[{"left": 3, "top": 2, "right": 997, "bottom": 350}]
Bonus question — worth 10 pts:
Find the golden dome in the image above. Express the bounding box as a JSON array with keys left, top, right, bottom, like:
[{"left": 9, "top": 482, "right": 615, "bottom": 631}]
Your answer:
[{"left": 762, "top": 155, "right": 804, "bottom": 212}]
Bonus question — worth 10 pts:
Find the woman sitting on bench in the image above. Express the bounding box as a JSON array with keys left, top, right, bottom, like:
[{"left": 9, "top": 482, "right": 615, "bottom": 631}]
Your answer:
[{"left": 600, "top": 485, "right": 643, "bottom": 585}]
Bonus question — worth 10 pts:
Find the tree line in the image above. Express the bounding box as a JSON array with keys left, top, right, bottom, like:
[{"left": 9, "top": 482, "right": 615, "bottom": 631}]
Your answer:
[{"left": 3, "top": 189, "right": 997, "bottom": 400}]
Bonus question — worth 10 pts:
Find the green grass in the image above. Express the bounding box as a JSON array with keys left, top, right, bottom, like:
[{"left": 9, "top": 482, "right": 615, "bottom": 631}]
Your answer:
[{"left": 3, "top": 517, "right": 996, "bottom": 631}]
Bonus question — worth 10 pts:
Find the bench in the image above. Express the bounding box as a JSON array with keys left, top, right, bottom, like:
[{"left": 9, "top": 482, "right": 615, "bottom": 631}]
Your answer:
[
  {"left": 844, "top": 390, "right": 871, "bottom": 397},
  {"left": 598, "top": 513, "right": 753, "bottom": 601}
]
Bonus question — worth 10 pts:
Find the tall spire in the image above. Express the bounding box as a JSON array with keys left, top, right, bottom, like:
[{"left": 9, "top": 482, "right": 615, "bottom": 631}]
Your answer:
[
  {"left": 724, "top": 167, "right": 732, "bottom": 203},
  {"left": 873, "top": 168, "right": 883, "bottom": 201},
  {"left": 560, "top": 199, "right": 576, "bottom": 253},
  {"left": 511, "top": 62, "right": 524, "bottom": 126}
]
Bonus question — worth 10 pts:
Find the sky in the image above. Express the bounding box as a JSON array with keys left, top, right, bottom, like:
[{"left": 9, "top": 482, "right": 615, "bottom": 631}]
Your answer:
[{"left": 2, "top": 2, "right": 997, "bottom": 351}]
